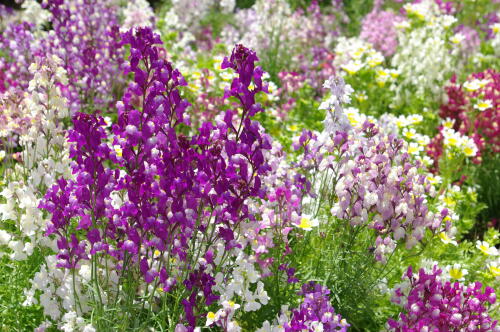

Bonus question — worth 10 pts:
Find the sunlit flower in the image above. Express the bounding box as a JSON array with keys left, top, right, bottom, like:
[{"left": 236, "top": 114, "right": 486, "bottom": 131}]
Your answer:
[
  {"left": 450, "top": 33, "right": 464, "bottom": 44},
  {"left": 206, "top": 311, "right": 216, "bottom": 326},
  {"left": 438, "top": 232, "right": 457, "bottom": 246},
  {"left": 463, "top": 79, "right": 488, "bottom": 92},
  {"left": 487, "top": 261, "right": 500, "bottom": 277},
  {"left": 296, "top": 215, "right": 319, "bottom": 231},
  {"left": 341, "top": 61, "right": 364, "bottom": 75},
  {"left": 476, "top": 241, "right": 499, "bottom": 256},
  {"left": 446, "top": 264, "right": 468, "bottom": 281},
  {"left": 474, "top": 99, "right": 492, "bottom": 111}
]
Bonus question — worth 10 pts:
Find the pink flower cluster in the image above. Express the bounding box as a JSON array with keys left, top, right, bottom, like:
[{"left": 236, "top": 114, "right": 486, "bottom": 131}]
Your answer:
[
  {"left": 296, "top": 120, "right": 448, "bottom": 263},
  {"left": 389, "top": 265, "right": 499, "bottom": 331},
  {"left": 360, "top": 2, "right": 402, "bottom": 57}
]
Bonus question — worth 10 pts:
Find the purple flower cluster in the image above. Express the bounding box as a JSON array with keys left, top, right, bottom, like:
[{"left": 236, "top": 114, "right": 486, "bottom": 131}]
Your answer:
[
  {"left": 296, "top": 121, "right": 448, "bottom": 262},
  {"left": 284, "top": 282, "right": 348, "bottom": 332},
  {"left": 333, "top": 123, "right": 447, "bottom": 261},
  {"left": 389, "top": 265, "right": 499, "bottom": 331},
  {"left": 0, "top": 4, "right": 13, "bottom": 18},
  {"left": 0, "top": 22, "right": 38, "bottom": 93},
  {"left": 40, "top": 27, "right": 273, "bottom": 329},
  {"left": 40, "top": 0, "right": 124, "bottom": 112}
]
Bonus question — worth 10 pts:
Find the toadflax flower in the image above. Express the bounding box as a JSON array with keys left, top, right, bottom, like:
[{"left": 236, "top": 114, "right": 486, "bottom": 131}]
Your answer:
[
  {"left": 389, "top": 265, "right": 499, "bottom": 331},
  {"left": 40, "top": 26, "right": 274, "bottom": 328},
  {"left": 320, "top": 76, "right": 353, "bottom": 134}
]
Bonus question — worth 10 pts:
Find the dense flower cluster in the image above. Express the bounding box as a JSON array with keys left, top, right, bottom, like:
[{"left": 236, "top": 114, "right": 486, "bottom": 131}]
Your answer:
[
  {"left": 39, "top": 27, "right": 275, "bottom": 328},
  {"left": 388, "top": 265, "right": 499, "bottom": 331},
  {"left": 0, "top": 55, "right": 71, "bottom": 260},
  {"left": 285, "top": 282, "right": 349, "bottom": 331},
  {"left": 295, "top": 77, "right": 447, "bottom": 262},
  {"left": 330, "top": 122, "right": 446, "bottom": 261},
  {"left": 427, "top": 70, "right": 499, "bottom": 168},
  {"left": 391, "top": 0, "right": 460, "bottom": 104},
  {"left": 0, "top": 21, "right": 40, "bottom": 94},
  {"left": 1, "top": 0, "right": 499, "bottom": 330},
  {"left": 360, "top": 1, "right": 402, "bottom": 57},
  {"left": 40, "top": 0, "right": 124, "bottom": 112}
]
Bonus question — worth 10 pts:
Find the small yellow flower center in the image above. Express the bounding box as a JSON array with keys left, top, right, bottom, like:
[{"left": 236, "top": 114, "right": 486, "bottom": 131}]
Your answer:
[
  {"left": 449, "top": 268, "right": 463, "bottom": 280},
  {"left": 479, "top": 245, "right": 491, "bottom": 255},
  {"left": 299, "top": 217, "right": 312, "bottom": 230},
  {"left": 489, "top": 266, "right": 500, "bottom": 277}
]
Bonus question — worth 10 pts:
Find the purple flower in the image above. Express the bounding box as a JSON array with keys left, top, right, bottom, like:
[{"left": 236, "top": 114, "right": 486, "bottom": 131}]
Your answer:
[
  {"left": 284, "top": 281, "right": 349, "bottom": 332},
  {"left": 40, "top": 27, "right": 272, "bottom": 329},
  {"left": 389, "top": 265, "right": 499, "bottom": 331}
]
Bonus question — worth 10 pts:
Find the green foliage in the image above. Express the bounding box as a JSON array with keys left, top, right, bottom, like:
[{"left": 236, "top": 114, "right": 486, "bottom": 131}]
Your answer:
[
  {"left": 0, "top": 250, "right": 44, "bottom": 331},
  {"left": 236, "top": 0, "right": 256, "bottom": 9},
  {"left": 256, "top": 83, "right": 324, "bottom": 152},
  {"left": 476, "top": 152, "right": 500, "bottom": 231},
  {"left": 341, "top": 0, "right": 374, "bottom": 37},
  {"left": 300, "top": 226, "right": 384, "bottom": 330}
]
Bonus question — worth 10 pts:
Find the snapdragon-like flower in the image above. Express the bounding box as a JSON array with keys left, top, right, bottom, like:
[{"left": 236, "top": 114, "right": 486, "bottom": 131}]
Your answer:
[
  {"left": 388, "top": 265, "right": 499, "bottom": 331},
  {"left": 284, "top": 282, "right": 348, "bottom": 332},
  {"left": 120, "top": 0, "right": 155, "bottom": 31},
  {"left": 391, "top": 0, "right": 459, "bottom": 105},
  {"left": 40, "top": 0, "right": 124, "bottom": 112},
  {"left": 325, "top": 121, "right": 446, "bottom": 261},
  {"left": 41, "top": 27, "right": 273, "bottom": 328},
  {"left": 296, "top": 79, "right": 447, "bottom": 262},
  {"left": 0, "top": 55, "right": 71, "bottom": 261},
  {"left": 319, "top": 76, "right": 353, "bottom": 134}
]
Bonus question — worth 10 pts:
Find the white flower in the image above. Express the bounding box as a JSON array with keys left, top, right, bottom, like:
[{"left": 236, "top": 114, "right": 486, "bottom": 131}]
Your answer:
[
  {"left": 341, "top": 61, "right": 364, "bottom": 75},
  {"left": 407, "top": 142, "right": 423, "bottom": 155},
  {"left": 476, "top": 241, "right": 499, "bottom": 256},
  {"left": 445, "top": 263, "right": 468, "bottom": 281},
  {"left": 463, "top": 79, "right": 488, "bottom": 92},
  {"left": 364, "top": 192, "right": 378, "bottom": 208},
  {"left": 0, "top": 230, "right": 11, "bottom": 245},
  {"left": 450, "top": 33, "right": 465, "bottom": 44},
  {"left": 474, "top": 99, "right": 492, "bottom": 111},
  {"left": 206, "top": 311, "right": 217, "bottom": 326},
  {"left": 487, "top": 260, "right": 500, "bottom": 277},
  {"left": 295, "top": 214, "right": 319, "bottom": 231},
  {"left": 82, "top": 325, "right": 96, "bottom": 332},
  {"left": 438, "top": 232, "right": 457, "bottom": 246}
]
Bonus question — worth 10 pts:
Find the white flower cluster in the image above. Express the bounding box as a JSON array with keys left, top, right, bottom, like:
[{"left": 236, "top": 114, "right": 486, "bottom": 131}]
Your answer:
[
  {"left": 334, "top": 36, "right": 385, "bottom": 75},
  {"left": 215, "top": 251, "right": 270, "bottom": 312},
  {"left": 121, "top": 0, "right": 155, "bottom": 31},
  {"left": 391, "top": 0, "right": 459, "bottom": 105},
  {"left": 23, "top": 256, "right": 90, "bottom": 320},
  {"left": 440, "top": 121, "right": 478, "bottom": 158},
  {"left": 21, "top": 0, "right": 51, "bottom": 27},
  {"left": 0, "top": 0, "right": 51, "bottom": 29},
  {"left": 0, "top": 56, "right": 72, "bottom": 260},
  {"left": 0, "top": 56, "right": 89, "bottom": 325},
  {"left": 224, "top": 0, "right": 295, "bottom": 56}
]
